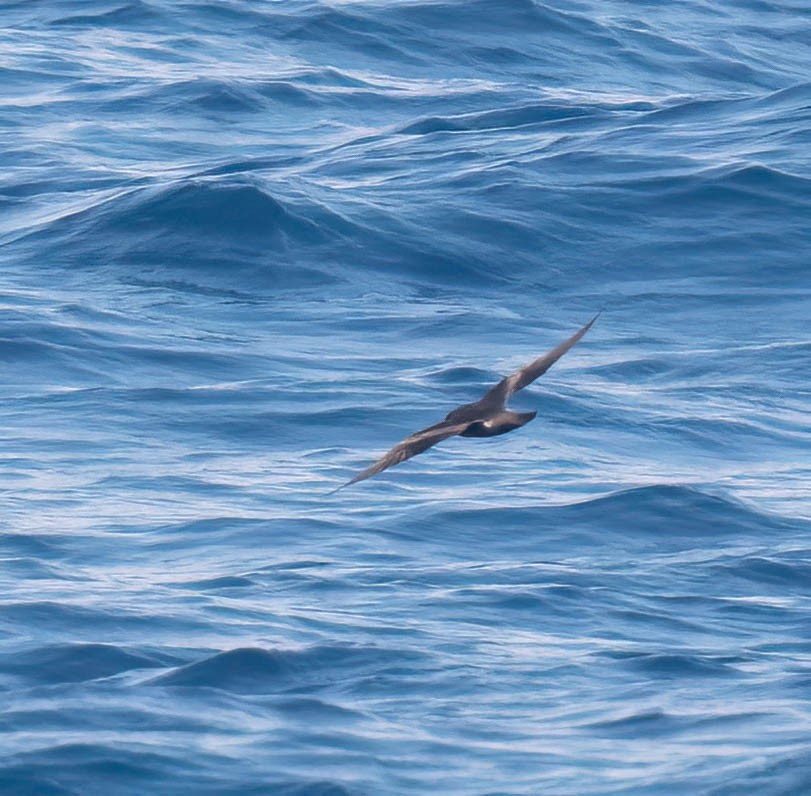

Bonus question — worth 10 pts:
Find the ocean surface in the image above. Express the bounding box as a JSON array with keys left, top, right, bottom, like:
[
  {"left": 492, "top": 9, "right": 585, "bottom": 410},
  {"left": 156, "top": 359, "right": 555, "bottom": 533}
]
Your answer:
[{"left": 2, "top": 1, "right": 810, "bottom": 794}]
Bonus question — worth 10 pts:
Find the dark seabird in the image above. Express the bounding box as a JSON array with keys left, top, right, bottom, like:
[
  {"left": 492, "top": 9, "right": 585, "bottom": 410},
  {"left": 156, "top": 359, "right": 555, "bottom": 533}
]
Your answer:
[{"left": 334, "top": 314, "right": 598, "bottom": 491}]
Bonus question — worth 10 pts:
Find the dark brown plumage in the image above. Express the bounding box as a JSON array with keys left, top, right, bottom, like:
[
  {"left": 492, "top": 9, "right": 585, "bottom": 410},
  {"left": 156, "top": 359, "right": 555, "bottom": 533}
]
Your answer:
[{"left": 333, "top": 314, "right": 598, "bottom": 491}]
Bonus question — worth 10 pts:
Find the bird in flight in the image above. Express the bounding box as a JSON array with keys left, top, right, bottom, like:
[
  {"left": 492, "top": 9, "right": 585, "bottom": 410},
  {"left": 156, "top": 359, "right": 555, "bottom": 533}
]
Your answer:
[{"left": 333, "top": 314, "right": 598, "bottom": 491}]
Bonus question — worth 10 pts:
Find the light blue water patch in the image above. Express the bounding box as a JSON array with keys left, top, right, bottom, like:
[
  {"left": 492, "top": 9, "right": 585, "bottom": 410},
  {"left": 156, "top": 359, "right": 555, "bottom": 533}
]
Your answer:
[{"left": 1, "top": 1, "right": 810, "bottom": 794}]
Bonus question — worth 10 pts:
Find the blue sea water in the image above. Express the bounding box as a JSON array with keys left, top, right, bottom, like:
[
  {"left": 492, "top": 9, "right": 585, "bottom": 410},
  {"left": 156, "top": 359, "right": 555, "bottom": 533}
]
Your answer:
[{"left": 2, "top": 0, "right": 811, "bottom": 793}]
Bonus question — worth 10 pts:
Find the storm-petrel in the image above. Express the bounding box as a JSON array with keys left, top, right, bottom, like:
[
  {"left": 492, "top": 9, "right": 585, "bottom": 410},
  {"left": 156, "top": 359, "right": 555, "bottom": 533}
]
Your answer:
[{"left": 333, "top": 314, "right": 598, "bottom": 491}]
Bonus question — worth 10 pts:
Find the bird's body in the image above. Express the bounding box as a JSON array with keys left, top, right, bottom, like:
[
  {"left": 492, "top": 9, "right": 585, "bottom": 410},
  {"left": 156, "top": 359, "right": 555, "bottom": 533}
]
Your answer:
[
  {"left": 459, "top": 410, "right": 538, "bottom": 438},
  {"left": 333, "top": 314, "right": 598, "bottom": 491}
]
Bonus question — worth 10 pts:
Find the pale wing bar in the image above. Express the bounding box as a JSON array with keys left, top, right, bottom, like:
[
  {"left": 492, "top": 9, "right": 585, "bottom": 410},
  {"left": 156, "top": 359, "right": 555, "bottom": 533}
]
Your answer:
[{"left": 336, "top": 421, "right": 472, "bottom": 491}]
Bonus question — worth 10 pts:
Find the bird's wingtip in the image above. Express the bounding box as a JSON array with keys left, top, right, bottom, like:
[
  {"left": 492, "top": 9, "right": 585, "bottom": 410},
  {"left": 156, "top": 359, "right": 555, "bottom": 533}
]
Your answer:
[{"left": 328, "top": 472, "right": 366, "bottom": 495}]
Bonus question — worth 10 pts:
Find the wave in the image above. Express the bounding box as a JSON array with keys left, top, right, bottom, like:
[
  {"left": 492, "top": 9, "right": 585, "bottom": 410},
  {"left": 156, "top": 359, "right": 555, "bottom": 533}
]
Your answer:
[
  {"left": 96, "top": 77, "right": 330, "bottom": 117},
  {"left": 0, "top": 743, "right": 181, "bottom": 796},
  {"left": 0, "top": 600, "right": 207, "bottom": 637},
  {"left": 148, "top": 644, "right": 426, "bottom": 694},
  {"left": 599, "top": 164, "right": 811, "bottom": 208},
  {"left": 10, "top": 179, "right": 359, "bottom": 288},
  {"left": 584, "top": 707, "right": 768, "bottom": 738},
  {"left": 140, "top": 78, "right": 269, "bottom": 115},
  {"left": 51, "top": 1, "right": 164, "bottom": 28},
  {"left": 0, "top": 643, "right": 171, "bottom": 684},
  {"left": 398, "top": 102, "right": 606, "bottom": 136},
  {"left": 0, "top": 742, "right": 361, "bottom": 796},
  {"left": 7, "top": 173, "right": 528, "bottom": 290},
  {"left": 418, "top": 485, "right": 803, "bottom": 550},
  {"left": 74, "top": 181, "right": 336, "bottom": 246},
  {"left": 392, "top": 0, "right": 599, "bottom": 34},
  {"left": 608, "top": 650, "right": 742, "bottom": 678},
  {"left": 713, "top": 556, "right": 811, "bottom": 589},
  {"left": 706, "top": 751, "right": 811, "bottom": 796}
]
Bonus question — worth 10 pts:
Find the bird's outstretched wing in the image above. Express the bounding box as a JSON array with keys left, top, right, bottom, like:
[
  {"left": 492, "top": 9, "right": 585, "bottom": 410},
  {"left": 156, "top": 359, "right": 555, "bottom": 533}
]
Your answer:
[
  {"left": 334, "top": 421, "right": 472, "bottom": 492},
  {"left": 481, "top": 313, "right": 599, "bottom": 408}
]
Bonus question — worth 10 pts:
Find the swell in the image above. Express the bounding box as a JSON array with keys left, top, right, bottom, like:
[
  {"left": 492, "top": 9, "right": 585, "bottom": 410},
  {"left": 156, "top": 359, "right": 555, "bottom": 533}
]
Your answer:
[
  {"left": 397, "top": 101, "right": 608, "bottom": 135},
  {"left": 595, "top": 164, "right": 811, "bottom": 208},
  {"left": 414, "top": 485, "right": 807, "bottom": 549},
  {"left": 148, "top": 644, "right": 428, "bottom": 694},
  {"left": 7, "top": 176, "right": 527, "bottom": 290},
  {"left": 0, "top": 643, "right": 175, "bottom": 684},
  {"left": 8, "top": 180, "right": 352, "bottom": 288}
]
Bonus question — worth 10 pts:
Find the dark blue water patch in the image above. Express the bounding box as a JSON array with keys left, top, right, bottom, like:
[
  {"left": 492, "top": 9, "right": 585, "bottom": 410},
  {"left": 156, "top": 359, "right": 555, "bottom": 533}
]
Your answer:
[
  {"left": 49, "top": 1, "right": 165, "bottom": 29},
  {"left": 755, "top": 80, "right": 811, "bottom": 112},
  {"left": 1, "top": 331, "right": 256, "bottom": 388},
  {"left": 413, "top": 486, "right": 801, "bottom": 557},
  {"left": 0, "top": 601, "right": 208, "bottom": 636},
  {"left": 0, "top": 743, "right": 184, "bottom": 789},
  {"left": 148, "top": 644, "right": 428, "bottom": 694},
  {"left": 0, "top": 335, "right": 112, "bottom": 385},
  {"left": 0, "top": 741, "right": 298, "bottom": 796},
  {"left": 0, "top": 532, "right": 69, "bottom": 558},
  {"left": 606, "top": 607, "right": 711, "bottom": 639},
  {"left": 11, "top": 180, "right": 353, "bottom": 285},
  {"left": 645, "top": 416, "right": 809, "bottom": 455},
  {"left": 33, "top": 386, "right": 281, "bottom": 419},
  {"left": 0, "top": 65, "right": 74, "bottom": 98},
  {"left": 0, "top": 557, "right": 72, "bottom": 582},
  {"left": 425, "top": 586, "right": 569, "bottom": 624},
  {"left": 605, "top": 650, "right": 743, "bottom": 679},
  {"left": 8, "top": 174, "right": 525, "bottom": 291},
  {"left": 149, "top": 647, "right": 297, "bottom": 691},
  {"left": 125, "top": 512, "right": 263, "bottom": 546},
  {"left": 582, "top": 355, "right": 695, "bottom": 382},
  {"left": 583, "top": 341, "right": 811, "bottom": 395},
  {"left": 0, "top": 169, "right": 130, "bottom": 207},
  {"left": 411, "top": 364, "right": 495, "bottom": 386},
  {"left": 599, "top": 164, "right": 811, "bottom": 210},
  {"left": 706, "top": 751, "right": 811, "bottom": 796},
  {"left": 62, "top": 77, "right": 313, "bottom": 121},
  {"left": 387, "top": 0, "right": 628, "bottom": 77},
  {"left": 393, "top": 0, "right": 604, "bottom": 36},
  {"left": 189, "top": 406, "right": 406, "bottom": 448},
  {"left": 398, "top": 102, "right": 607, "bottom": 136},
  {"left": 584, "top": 708, "right": 695, "bottom": 738},
  {"left": 0, "top": 771, "right": 73, "bottom": 796},
  {"left": 141, "top": 78, "right": 270, "bottom": 115},
  {"left": 714, "top": 556, "right": 811, "bottom": 591},
  {"left": 180, "top": 575, "right": 256, "bottom": 591},
  {"left": 0, "top": 643, "right": 174, "bottom": 684},
  {"left": 250, "top": 785, "right": 360, "bottom": 796},
  {"left": 273, "top": 696, "right": 367, "bottom": 725},
  {"left": 714, "top": 599, "right": 800, "bottom": 623},
  {"left": 255, "top": 79, "right": 327, "bottom": 107},
  {"left": 275, "top": 7, "right": 429, "bottom": 67},
  {"left": 583, "top": 707, "right": 774, "bottom": 740},
  {"left": 137, "top": 516, "right": 343, "bottom": 552},
  {"left": 92, "top": 474, "right": 248, "bottom": 498},
  {"left": 0, "top": 750, "right": 361, "bottom": 796},
  {"left": 88, "top": 181, "right": 334, "bottom": 245}
]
